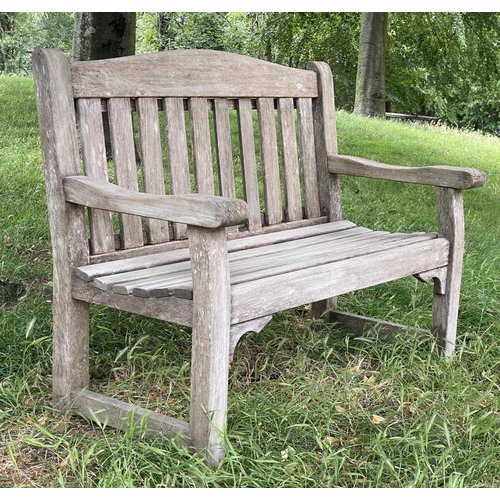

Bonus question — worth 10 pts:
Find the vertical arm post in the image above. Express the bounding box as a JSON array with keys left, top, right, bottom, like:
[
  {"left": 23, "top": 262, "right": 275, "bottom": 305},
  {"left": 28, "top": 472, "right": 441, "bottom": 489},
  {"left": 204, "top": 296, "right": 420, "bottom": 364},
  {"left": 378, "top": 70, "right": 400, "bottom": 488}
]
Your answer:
[
  {"left": 188, "top": 225, "right": 231, "bottom": 465},
  {"left": 432, "top": 187, "right": 465, "bottom": 357}
]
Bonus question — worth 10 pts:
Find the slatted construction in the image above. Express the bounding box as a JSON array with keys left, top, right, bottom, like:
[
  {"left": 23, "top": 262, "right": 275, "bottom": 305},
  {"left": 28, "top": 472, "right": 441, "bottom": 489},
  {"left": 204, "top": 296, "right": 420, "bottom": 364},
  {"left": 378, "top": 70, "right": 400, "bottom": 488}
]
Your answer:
[
  {"left": 73, "top": 51, "right": 325, "bottom": 262},
  {"left": 32, "top": 48, "right": 485, "bottom": 466}
]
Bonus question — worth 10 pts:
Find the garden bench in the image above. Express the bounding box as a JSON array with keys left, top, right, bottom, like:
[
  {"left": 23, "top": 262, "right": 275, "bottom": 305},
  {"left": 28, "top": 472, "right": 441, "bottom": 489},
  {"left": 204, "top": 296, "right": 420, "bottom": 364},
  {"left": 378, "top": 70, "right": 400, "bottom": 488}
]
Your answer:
[{"left": 32, "top": 48, "right": 485, "bottom": 465}]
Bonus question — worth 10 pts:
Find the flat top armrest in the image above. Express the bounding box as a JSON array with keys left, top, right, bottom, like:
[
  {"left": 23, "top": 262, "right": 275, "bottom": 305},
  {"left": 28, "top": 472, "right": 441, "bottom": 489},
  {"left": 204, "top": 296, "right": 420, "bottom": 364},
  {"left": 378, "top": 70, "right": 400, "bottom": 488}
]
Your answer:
[
  {"left": 328, "top": 154, "right": 486, "bottom": 189},
  {"left": 63, "top": 176, "right": 249, "bottom": 229}
]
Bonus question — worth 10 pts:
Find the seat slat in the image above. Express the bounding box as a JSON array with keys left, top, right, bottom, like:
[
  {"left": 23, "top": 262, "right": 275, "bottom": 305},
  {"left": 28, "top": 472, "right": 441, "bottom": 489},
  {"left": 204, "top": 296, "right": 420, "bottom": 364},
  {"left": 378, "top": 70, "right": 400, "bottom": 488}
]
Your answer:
[
  {"left": 76, "top": 219, "right": 357, "bottom": 282},
  {"left": 94, "top": 225, "right": 371, "bottom": 291},
  {"left": 107, "top": 98, "right": 144, "bottom": 249},
  {"left": 278, "top": 98, "right": 302, "bottom": 221},
  {"left": 76, "top": 98, "right": 115, "bottom": 254},
  {"left": 163, "top": 97, "right": 191, "bottom": 240},
  {"left": 129, "top": 232, "right": 440, "bottom": 298},
  {"left": 94, "top": 231, "right": 438, "bottom": 297},
  {"left": 136, "top": 98, "right": 170, "bottom": 244},
  {"left": 231, "top": 238, "right": 450, "bottom": 324}
]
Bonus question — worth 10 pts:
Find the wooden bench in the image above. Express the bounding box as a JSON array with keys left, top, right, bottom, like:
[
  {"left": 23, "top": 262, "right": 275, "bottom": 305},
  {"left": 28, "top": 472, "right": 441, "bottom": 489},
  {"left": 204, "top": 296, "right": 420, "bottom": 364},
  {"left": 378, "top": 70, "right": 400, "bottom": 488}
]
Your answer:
[{"left": 32, "top": 48, "right": 485, "bottom": 465}]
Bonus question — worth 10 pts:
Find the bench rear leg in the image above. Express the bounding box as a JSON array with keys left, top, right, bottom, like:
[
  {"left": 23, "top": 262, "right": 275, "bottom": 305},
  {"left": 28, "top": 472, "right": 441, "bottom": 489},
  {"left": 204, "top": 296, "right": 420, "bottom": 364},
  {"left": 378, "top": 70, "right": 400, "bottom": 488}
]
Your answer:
[{"left": 52, "top": 296, "right": 90, "bottom": 409}]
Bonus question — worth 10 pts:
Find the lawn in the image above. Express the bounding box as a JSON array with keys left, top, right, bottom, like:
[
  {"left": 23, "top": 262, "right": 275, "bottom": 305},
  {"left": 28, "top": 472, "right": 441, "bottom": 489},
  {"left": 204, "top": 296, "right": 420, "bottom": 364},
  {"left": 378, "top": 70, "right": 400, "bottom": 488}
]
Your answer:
[{"left": 1, "top": 75, "right": 499, "bottom": 487}]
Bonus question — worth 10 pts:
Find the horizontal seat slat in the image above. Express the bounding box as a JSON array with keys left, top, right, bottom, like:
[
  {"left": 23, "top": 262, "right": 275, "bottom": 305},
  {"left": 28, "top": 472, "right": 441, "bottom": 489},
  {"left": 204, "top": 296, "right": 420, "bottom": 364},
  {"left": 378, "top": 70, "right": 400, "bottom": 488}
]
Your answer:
[
  {"left": 76, "top": 220, "right": 357, "bottom": 281},
  {"left": 85, "top": 229, "right": 439, "bottom": 297},
  {"left": 94, "top": 225, "right": 373, "bottom": 292},
  {"left": 128, "top": 232, "right": 439, "bottom": 298}
]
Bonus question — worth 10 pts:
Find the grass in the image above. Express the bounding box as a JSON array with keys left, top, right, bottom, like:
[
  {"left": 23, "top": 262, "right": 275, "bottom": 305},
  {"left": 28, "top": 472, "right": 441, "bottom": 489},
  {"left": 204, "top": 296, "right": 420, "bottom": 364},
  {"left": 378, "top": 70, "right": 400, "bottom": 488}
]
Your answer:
[{"left": 1, "top": 75, "right": 500, "bottom": 487}]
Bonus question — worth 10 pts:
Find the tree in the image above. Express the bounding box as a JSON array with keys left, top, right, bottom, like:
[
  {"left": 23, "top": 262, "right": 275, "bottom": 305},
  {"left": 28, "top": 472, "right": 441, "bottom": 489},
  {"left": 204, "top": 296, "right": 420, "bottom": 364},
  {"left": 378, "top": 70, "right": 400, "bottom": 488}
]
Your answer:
[
  {"left": 353, "top": 12, "right": 388, "bottom": 118},
  {"left": 72, "top": 12, "right": 136, "bottom": 61}
]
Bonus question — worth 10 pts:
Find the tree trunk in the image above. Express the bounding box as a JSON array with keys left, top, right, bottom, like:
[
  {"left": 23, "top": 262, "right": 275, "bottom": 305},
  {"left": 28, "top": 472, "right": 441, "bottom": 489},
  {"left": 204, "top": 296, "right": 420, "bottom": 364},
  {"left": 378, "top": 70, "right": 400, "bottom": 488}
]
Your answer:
[
  {"left": 72, "top": 12, "right": 136, "bottom": 61},
  {"left": 354, "top": 12, "right": 387, "bottom": 118},
  {"left": 72, "top": 13, "right": 136, "bottom": 159}
]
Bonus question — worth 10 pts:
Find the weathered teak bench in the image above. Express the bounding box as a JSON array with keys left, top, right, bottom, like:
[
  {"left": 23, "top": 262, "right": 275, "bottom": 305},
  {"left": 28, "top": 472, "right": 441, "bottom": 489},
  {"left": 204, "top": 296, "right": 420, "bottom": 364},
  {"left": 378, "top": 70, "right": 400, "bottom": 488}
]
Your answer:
[{"left": 32, "top": 48, "right": 485, "bottom": 465}]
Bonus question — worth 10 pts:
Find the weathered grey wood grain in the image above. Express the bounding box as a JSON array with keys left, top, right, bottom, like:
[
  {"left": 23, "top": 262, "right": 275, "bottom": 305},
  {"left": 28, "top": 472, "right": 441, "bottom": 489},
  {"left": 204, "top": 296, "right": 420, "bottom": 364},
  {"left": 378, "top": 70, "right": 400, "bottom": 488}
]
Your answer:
[
  {"left": 76, "top": 98, "right": 115, "bottom": 254},
  {"left": 72, "top": 276, "right": 193, "bottom": 327},
  {"left": 432, "top": 187, "right": 465, "bottom": 357},
  {"left": 32, "top": 48, "right": 91, "bottom": 409},
  {"left": 63, "top": 176, "right": 249, "bottom": 229},
  {"left": 238, "top": 98, "right": 262, "bottom": 232},
  {"left": 306, "top": 61, "right": 341, "bottom": 220},
  {"left": 296, "top": 98, "right": 321, "bottom": 219},
  {"left": 122, "top": 232, "right": 437, "bottom": 298},
  {"left": 231, "top": 238, "right": 450, "bottom": 324},
  {"left": 70, "top": 389, "right": 190, "bottom": 442},
  {"left": 257, "top": 98, "right": 282, "bottom": 225},
  {"left": 213, "top": 98, "right": 235, "bottom": 198},
  {"left": 329, "top": 155, "right": 486, "bottom": 189},
  {"left": 330, "top": 311, "right": 429, "bottom": 341},
  {"left": 34, "top": 47, "right": 485, "bottom": 467},
  {"left": 189, "top": 98, "right": 214, "bottom": 195},
  {"left": 136, "top": 98, "right": 170, "bottom": 244},
  {"left": 278, "top": 98, "right": 302, "bottom": 221},
  {"left": 163, "top": 97, "right": 191, "bottom": 240},
  {"left": 187, "top": 225, "right": 231, "bottom": 465},
  {"left": 77, "top": 220, "right": 356, "bottom": 281},
  {"left": 229, "top": 316, "right": 273, "bottom": 362},
  {"left": 71, "top": 49, "right": 318, "bottom": 98},
  {"left": 307, "top": 61, "right": 341, "bottom": 318},
  {"left": 107, "top": 97, "right": 144, "bottom": 249}
]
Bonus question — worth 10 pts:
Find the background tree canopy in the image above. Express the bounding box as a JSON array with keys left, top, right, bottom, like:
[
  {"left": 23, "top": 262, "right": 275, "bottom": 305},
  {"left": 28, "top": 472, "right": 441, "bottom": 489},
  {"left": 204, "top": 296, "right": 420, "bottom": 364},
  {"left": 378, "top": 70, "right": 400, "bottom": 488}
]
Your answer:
[{"left": 1, "top": 11, "right": 499, "bottom": 134}]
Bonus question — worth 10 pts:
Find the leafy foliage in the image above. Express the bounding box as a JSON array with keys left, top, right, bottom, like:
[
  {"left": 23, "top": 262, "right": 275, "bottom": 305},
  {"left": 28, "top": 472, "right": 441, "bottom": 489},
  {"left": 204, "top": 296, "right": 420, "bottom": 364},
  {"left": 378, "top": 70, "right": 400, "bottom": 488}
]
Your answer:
[{"left": 0, "top": 13, "right": 73, "bottom": 74}]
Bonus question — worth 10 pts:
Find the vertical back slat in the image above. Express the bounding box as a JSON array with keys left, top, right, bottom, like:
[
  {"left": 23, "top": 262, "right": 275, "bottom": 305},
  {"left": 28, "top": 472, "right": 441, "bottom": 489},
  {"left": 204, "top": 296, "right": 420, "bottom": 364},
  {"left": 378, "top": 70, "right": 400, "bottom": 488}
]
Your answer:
[
  {"left": 107, "top": 98, "right": 144, "bottom": 249},
  {"left": 136, "top": 98, "right": 170, "bottom": 244},
  {"left": 163, "top": 97, "right": 191, "bottom": 239},
  {"left": 213, "top": 98, "right": 235, "bottom": 198},
  {"left": 257, "top": 98, "right": 282, "bottom": 225},
  {"left": 189, "top": 98, "right": 214, "bottom": 195},
  {"left": 296, "top": 98, "right": 321, "bottom": 219},
  {"left": 278, "top": 98, "right": 302, "bottom": 221},
  {"left": 237, "top": 98, "right": 262, "bottom": 232},
  {"left": 77, "top": 98, "right": 115, "bottom": 254}
]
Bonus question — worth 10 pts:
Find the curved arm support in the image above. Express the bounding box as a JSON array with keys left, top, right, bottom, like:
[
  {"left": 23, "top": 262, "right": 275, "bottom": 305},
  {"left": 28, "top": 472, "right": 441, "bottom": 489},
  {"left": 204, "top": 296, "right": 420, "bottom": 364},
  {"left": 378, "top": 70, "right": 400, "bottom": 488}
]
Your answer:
[
  {"left": 328, "top": 154, "right": 485, "bottom": 189},
  {"left": 63, "top": 176, "right": 249, "bottom": 229}
]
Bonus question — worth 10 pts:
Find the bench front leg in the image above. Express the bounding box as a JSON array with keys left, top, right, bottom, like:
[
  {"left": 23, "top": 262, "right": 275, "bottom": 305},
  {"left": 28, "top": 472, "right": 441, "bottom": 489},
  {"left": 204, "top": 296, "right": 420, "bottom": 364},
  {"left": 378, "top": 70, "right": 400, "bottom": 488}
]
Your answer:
[
  {"left": 187, "top": 225, "right": 231, "bottom": 466},
  {"left": 432, "top": 187, "right": 465, "bottom": 357}
]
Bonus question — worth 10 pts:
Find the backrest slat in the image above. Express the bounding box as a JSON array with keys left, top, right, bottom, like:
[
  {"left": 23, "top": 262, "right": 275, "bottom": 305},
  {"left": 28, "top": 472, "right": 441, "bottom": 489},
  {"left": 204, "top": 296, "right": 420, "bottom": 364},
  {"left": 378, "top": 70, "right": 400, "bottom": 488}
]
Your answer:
[
  {"left": 237, "top": 98, "right": 262, "bottom": 232},
  {"left": 296, "top": 98, "right": 321, "bottom": 219},
  {"left": 278, "top": 98, "right": 302, "bottom": 221},
  {"left": 257, "top": 98, "right": 282, "bottom": 226},
  {"left": 213, "top": 98, "right": 235, "bottom": 199},
  {"left": 136, "top": 98, "right": 170, "bottom": 244},
  {"left": 77, "top": 98, "right": 116, "bottom": 254},
  {"left": 45, "top": 49, "right": 342, "bottom": 260},
  {"left": 107, "top": 98, "right": 144, "bottom": 249},
  {"left": 163, "top": 97, "right": 191, "bottom": 240},
  {"left": 189, "top": 98, "right": 215, "bottom": 195}
]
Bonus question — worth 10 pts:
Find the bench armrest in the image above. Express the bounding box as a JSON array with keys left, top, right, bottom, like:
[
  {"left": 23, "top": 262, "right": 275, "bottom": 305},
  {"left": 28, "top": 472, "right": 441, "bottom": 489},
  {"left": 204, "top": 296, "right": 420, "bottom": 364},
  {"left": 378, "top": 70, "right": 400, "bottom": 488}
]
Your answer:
[
  {"left": 328, "top": 154, "right": 485, "bottom": 189},
  {"left": 63, "top": 176, "right": 249, "bottom": 229}
]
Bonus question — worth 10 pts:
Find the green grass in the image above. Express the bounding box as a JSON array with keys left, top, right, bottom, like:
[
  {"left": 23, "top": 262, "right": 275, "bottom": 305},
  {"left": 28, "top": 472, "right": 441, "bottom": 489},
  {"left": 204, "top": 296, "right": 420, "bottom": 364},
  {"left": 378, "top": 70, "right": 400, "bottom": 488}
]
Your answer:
[{"left": 1, "top": 75, "right": 500, "bottom": 487}]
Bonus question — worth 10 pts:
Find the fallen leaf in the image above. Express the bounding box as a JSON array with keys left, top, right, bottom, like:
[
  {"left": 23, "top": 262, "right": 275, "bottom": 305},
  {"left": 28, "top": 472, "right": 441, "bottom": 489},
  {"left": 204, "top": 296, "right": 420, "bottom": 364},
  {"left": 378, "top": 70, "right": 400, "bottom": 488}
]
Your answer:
[{"left": 372, "top": 414, "right": 385, "bottom": 424}]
